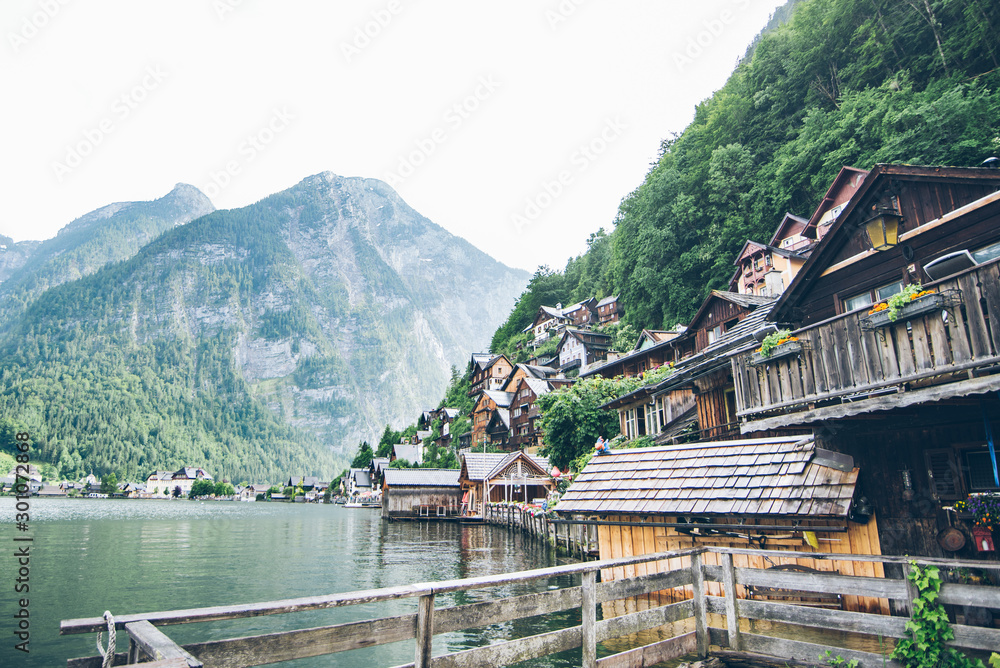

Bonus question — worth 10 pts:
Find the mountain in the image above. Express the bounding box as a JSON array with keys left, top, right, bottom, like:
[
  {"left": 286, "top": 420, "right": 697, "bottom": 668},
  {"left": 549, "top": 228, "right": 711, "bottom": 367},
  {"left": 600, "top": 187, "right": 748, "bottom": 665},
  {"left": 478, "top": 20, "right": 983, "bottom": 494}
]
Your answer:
[
  {"left": 0, "top": 184, "right": 215, "bottom": 326},
  {"left": 0, "top": 173, "right": 528, "bottom": 482}
]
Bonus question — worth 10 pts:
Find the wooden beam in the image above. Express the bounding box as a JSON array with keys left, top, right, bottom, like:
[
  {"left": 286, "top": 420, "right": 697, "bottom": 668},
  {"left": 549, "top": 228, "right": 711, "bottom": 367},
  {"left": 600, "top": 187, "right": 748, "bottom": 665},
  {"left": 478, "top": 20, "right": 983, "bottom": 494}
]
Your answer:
[
  {"left": 415, "top": 594, "right": 434, "bottom": 668},
  {"left": 741, "top": 372, "right": 1000, "bottom": 432},
  {"left": 125, "top": 621, "right": 203, "bottom": 667},
  {"left": 690, "top": 552, "right": 708, "bottom": 659},
  {"left": 720, "top": 552, "right": 743, "bottom": 651},
  {"left": 596, "top": 632, "right": 696, "bottom": 668},
  {"left": 582, "top": 571, "right": 597, "bottom": 668}
]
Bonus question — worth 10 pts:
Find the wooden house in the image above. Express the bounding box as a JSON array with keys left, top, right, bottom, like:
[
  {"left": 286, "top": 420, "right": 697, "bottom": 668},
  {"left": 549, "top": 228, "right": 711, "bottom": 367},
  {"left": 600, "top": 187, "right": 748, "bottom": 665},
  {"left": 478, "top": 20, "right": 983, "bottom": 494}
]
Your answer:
[
  {"left": 500, "top": 363, "right": 563, "bottom": 393},
  {"left": 485, "top": 408, "right": 511, "bottom": 450},
  {"left": 562, "top": 298, "right": 598, "bottom": 327},
  {"left": 471, "top": 389, "right": 512, "bottom": 448},
  {"left": 555, "top": 328, "right": 612, "bottom": 373},
  {"left": 523, "top": 305, "right": 572, "bottom": 344},
  {"left": 556, "top": 435, "right": 888, "bottom": 614},
  {"left": 381, "top": 468, "right": 462, "bottom": 520},
  {"left": 508, "top": 376, "right": 575, "bottom": 452},
  {"left": 730, "top": 236, "right": 808, "bottom": 298},
  {"left": 468, "top": 353, "right": 513, "bottom": 397},
  {"left": 458, "top": 451, "right": 553, "bottom": 517},
  {"left": 596, "top": 295, "right": 623, "bottom": 325},
  {"left": 581, "top": 327, "right": 692, "bottom": 380},
  {"left": 730, "top": 164, "right": 1000, "bottom": 561}
]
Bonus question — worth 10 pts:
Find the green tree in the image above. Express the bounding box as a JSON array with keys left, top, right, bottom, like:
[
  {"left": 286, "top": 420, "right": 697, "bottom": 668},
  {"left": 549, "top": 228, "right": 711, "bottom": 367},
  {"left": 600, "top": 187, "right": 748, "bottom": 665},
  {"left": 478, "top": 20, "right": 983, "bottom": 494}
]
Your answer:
[
  {"left": 537, "top": 376, "right": 644, "bottom": 470},
  {"left": 99, "top": 473, "right": 117, "bottom": 495},
  {"left": 213, "top": 481, "right": 235, "bottom": 497},
  {"left": 190, "top": 479, "right": 215, "bottom": 498},
  {"left": 351, "top": 441, "right": 374, "bottom": 468}
]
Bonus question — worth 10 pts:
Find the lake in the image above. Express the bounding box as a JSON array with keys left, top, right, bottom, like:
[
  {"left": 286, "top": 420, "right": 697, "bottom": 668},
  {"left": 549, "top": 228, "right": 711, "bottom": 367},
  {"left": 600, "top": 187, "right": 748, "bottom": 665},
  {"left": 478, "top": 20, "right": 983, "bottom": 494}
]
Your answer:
[{"left": 0, "top": 498, "right": 587, "bottom": 668}]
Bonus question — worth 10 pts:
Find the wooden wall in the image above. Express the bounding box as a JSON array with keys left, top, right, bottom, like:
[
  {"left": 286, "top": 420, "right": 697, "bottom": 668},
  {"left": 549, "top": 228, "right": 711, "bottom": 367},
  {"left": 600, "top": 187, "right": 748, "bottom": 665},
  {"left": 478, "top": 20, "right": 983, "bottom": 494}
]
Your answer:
[
  {"left": 792, "top": 183, "right": 1000, "bottom": 324},
  {"left": 596, "top": 514, "right": 888, "bottom": 616},
  {"left": 383, "top": 488, "right": 462, "bottom": 518}
]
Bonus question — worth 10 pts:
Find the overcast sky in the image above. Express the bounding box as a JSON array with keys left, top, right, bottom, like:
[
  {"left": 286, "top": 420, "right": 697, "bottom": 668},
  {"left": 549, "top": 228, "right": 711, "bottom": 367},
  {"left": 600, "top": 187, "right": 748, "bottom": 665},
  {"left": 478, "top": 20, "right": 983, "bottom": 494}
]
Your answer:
[{"left": 2, "top": 0, "right": 785, "bottom": 272}]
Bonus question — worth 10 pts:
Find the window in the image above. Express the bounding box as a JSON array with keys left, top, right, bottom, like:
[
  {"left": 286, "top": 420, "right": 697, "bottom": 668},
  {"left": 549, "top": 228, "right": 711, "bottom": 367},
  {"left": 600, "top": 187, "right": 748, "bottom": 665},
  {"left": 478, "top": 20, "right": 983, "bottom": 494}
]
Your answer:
[
  {"left": 765, "top": 254, "right": 773, "bottom": 268},
  {"left": 624, "top": 410, "right": 637, "bottom": 439},
  {"left": 973, "top": 240, "right": 1000, "bottom": 264},
  {"left": 842, "top": 280, "right": 904, "bottom": 313},
  {"left": 965, "top": 450, "right": 1000, "bottom": 491},
  {"left": 645, "top": 403, "right": 658, "bottom": 435},
  {"left": 707, "top": 325, "right": 722, "bottom": 343}
]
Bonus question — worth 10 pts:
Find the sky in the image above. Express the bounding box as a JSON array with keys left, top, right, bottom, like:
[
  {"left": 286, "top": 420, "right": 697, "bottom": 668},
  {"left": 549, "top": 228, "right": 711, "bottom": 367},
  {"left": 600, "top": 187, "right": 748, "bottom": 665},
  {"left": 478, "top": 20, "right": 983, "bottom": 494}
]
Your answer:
[{"left": 2, "top": 0, "right": 786, "bottom": 272}]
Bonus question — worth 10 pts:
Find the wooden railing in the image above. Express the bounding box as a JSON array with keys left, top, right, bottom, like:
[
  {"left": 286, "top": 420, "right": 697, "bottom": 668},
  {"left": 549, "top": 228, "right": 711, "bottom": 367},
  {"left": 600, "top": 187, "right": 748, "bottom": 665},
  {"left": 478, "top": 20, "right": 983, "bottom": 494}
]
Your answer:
[
  {"left": 61, "top": 547, "right": 1000, "bottom": 668},
  {"left": 483, "top": 502, "right": 598, "bottom": 557},
  {"left": 732, "top": 260, "right": 1000, "bottom": 432}
]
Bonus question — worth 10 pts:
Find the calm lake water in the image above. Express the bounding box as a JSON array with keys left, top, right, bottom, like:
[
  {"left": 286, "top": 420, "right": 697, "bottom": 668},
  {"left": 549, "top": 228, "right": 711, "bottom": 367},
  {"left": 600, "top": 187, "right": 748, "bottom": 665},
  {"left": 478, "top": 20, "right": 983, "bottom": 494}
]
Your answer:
[{"left": 0, "top": 498, "right": 589, "bottom": 668}]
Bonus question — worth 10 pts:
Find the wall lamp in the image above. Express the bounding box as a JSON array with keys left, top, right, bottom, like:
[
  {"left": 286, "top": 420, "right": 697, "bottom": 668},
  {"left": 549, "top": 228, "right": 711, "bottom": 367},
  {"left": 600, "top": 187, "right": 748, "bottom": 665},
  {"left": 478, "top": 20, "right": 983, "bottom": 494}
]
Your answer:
[{"left": 862, "top": 209, "right": 902, "bottom": 252}]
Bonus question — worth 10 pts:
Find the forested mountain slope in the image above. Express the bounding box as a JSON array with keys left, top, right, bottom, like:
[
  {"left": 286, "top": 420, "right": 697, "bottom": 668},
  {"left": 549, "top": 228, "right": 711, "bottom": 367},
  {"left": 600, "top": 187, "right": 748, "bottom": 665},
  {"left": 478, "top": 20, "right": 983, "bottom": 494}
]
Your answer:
[
  {"left": 0, "top": 173, "right": 527, "bottom": 482},
  {"left": 492, "top": 0, "right": 1000, "bottom": 354},
  {"left": 0, "top": 184, "right": 215, "bottom": 326}
]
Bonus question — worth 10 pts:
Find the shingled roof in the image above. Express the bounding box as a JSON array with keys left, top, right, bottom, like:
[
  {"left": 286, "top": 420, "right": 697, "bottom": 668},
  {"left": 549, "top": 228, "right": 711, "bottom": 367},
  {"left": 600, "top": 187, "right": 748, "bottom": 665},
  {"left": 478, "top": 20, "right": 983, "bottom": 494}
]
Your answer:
[
  {"left": 555, "top": 436, "right": 857, "bottom": 519},
  {"left": 461, "top": 452, "right": 550, "bottom": 482},
  {"left": 383, "top": 469, "right": 461, "bottom": 487}
]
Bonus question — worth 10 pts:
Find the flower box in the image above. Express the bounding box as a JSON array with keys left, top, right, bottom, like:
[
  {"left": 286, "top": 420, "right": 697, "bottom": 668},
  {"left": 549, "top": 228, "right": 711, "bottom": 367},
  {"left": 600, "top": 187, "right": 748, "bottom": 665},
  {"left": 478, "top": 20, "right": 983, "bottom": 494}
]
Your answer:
[
  {"left": 750, "top": 341, "right": 803, "bottom": 366},
  {"left": 972, "top": 526, "right": 995, "bottom": 553},
  {"left": 861, "top": 292, "right": 946, "bottom": 329}
]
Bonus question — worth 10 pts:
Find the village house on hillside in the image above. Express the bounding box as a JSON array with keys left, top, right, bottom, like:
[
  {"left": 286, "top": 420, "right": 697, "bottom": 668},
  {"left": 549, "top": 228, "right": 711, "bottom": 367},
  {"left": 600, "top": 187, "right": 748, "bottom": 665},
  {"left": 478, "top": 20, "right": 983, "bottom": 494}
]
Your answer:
[
  {"left": 560, "top": 162, "right": 1000, "bottom": 591},
  {"left": 468, "top": 353, "right": 513, "bottom": 397},
  {"left": 730, "top": 163, "right": 1000, "bottom": 561}
]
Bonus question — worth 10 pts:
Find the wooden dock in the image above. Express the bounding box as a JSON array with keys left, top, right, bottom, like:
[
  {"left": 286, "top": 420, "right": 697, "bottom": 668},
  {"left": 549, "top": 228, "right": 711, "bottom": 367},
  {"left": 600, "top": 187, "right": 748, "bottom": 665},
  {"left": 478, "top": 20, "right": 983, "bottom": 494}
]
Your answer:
[
  {"left": 483, "top": 501, "right": 599, "bottom": 558},
  {"left": 61, "top": 546, "right": 1000, "bottom": 667}
]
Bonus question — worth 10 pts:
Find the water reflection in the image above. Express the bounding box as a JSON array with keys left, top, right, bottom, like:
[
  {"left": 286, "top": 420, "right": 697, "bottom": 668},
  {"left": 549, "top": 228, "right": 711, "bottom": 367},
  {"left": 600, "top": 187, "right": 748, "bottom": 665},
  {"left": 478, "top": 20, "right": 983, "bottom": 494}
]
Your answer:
[{"left": 0, "top": 499, "right": 590, "bottom": 668}]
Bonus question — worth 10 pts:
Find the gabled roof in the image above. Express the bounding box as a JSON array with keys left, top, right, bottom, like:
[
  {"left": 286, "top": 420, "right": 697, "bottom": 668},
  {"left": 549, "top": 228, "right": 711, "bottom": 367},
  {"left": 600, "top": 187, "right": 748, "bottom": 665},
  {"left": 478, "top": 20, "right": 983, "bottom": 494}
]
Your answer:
[
  {"left": 556, "top": 436, "right": 857, "bottom": 518},
  {"left": 487, "top": 408, "right": 510, "bottom": 430},
  {"left": 383, "top": 468, "right": 461, "bottom": 487},
  {"left": 460, "top": 452, "right": 550, "bottom": 482},
  {"left": 351, "top": 469, "right": 372, "bottom": 487},
  {"left": 485, "top": 450, "right": 551, "bottom": 480},
  {"left": 371, "top": 457, "right": 391, "bottom": 475},
  {"left": 652, "top": 300, "right": 777, "bottom": 395},
  {"left": 482, "top": 390, "right": 513, "bottom": 408},
  {"left": 483, "top": 354, "right": 511, "bottom": 373},
  {"left": 596, "top": 295, "right": 619, "bottom": 307},
  {"left": 393, "top": 443, "right": 422, "bottom": 465},
  {"left": 768, "top": 213, "right": 810, "bottom": 247},
  {"left": 555, "top": 328, "right": 612, "bottom": 354},
  {"left": 470, "top": 353, "right": 494, "bottom": 371},
  {"left": 686, "top": 290, "right": 773, "bottom": 336},
  {"left": 773, "top": 163, "right": 1000, "bottom": 322},
  {"left": 803, "top": 166, "right": 870, "bottom": 239},
  {"left": 634, "top": 329, "right": 681, "bottom": 351}
]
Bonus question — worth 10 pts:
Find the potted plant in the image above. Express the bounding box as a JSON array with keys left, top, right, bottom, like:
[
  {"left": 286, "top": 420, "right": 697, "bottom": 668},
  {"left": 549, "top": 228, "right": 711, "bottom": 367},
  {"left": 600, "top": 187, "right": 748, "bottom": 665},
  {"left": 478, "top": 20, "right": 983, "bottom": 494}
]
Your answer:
[
  {"left": 750, "top": 329, "right": 802, "bottom": 366},
  {"left": 955, "top": 493, "right": 1000, "bottom": 552},
  {"left": 862, "top": 284, "right": 942, "bottom": 329}
]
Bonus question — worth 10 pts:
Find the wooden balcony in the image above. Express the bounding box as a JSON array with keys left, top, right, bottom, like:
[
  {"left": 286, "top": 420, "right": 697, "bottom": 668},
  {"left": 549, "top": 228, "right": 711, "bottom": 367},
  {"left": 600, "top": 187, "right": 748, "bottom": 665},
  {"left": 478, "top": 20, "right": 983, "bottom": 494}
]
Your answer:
[{"left": 732, "top": 259, "right": 1000, "bottom": 433}]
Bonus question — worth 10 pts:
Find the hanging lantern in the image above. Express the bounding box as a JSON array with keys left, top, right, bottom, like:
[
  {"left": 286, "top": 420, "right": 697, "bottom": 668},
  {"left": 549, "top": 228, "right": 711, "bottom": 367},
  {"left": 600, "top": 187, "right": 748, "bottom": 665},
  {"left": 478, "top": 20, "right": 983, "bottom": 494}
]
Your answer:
[{"left": 862, "top": 210, "right": 902, "bottom": 252}]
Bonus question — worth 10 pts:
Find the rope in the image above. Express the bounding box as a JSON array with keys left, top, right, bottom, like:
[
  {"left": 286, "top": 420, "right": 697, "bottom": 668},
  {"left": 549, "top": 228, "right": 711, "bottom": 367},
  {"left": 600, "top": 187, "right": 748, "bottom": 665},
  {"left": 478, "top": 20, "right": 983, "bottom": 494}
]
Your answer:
[{"left": 96, "top": 611, "right": 115, "bottom": 668}]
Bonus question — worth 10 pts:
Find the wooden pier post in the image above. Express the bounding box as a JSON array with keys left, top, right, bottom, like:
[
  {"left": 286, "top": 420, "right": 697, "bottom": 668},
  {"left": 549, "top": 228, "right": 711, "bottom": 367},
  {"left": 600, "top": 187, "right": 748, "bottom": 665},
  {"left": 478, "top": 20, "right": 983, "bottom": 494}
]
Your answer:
[
  {"left": 690, "top": 552, "right": 708, "bottom": 659},
  {"left": 582, "top": 570, "right": 597, "bottom": 668},
  {"left": 721, "top": 552, "right": 743, "bottom": 651},
  {"left": 415, "top": 593, "right": 434, "bottom": 668}
]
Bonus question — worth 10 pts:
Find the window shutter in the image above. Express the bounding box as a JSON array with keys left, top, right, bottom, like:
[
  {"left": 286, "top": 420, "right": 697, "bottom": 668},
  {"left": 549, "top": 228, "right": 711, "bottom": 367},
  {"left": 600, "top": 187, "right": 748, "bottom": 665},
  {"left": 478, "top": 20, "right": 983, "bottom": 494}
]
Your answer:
[{"left": 924, "top": 449, "right": 960, "bottom": 500}]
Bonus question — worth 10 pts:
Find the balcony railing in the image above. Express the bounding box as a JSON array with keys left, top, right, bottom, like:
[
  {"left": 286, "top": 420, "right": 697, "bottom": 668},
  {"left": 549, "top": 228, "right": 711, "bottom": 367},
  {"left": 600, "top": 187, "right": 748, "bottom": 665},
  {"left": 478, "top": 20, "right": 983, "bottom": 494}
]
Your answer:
[{"left": 732, "top": 259, "right": 1000, "bottom": 432}]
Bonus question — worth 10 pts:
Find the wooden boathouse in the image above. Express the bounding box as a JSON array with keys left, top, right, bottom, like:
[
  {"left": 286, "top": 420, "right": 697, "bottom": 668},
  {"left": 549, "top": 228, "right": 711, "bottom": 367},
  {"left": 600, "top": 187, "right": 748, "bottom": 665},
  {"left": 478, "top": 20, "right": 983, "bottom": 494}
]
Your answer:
[
  {"left": 381, "top": 468, "right": 462, "bottom": 520},
  {"left": 458, "top": 451, "right": 554, "bottom": 518},
  {"left": 61, "top": 546, "right": 999, "bottom": 667},
  {"left": 554, "top": 435, "right": 890, "bottom": 614}
]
